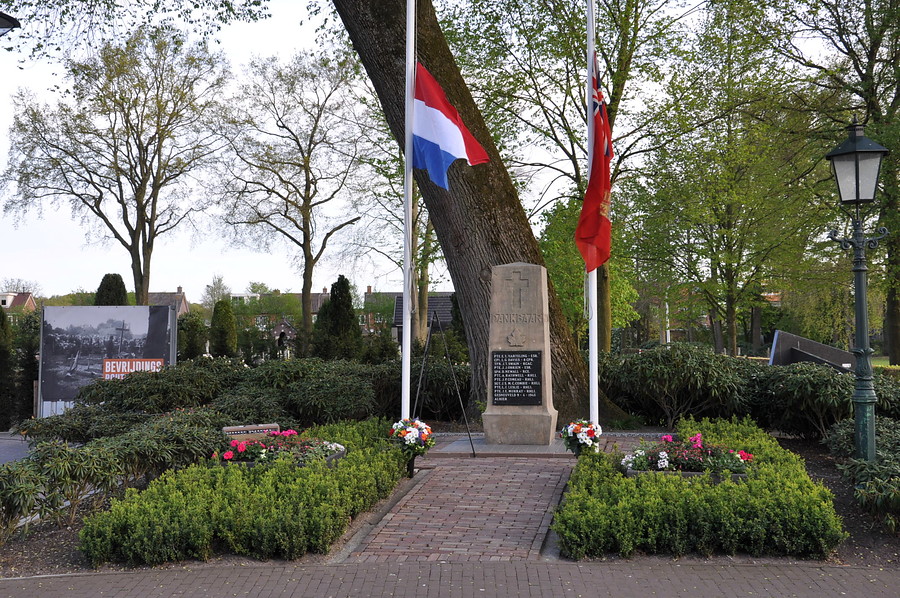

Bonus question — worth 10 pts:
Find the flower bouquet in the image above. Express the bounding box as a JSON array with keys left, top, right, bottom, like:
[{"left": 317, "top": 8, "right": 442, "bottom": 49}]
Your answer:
[
  {"left": 213, "top": 429, "right": 345, "bottom": 465},
  {"left": 559, "top": 419, "right": 603, "bottom": 456},
  {"left": 621, "top": 433, "right": 753, "bottom": 475},
  {"left": 389, "top": 418, "right": 435, "bottom": 458}
]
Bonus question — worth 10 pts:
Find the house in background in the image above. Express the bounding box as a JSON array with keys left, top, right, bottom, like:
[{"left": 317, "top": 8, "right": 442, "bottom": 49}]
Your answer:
[
  {"left": 231, "top": 288, "right": 330, "bottom": 337},
  {"left": 148, "top": 286, "right": 190, "bottom": 318},
  {"left": 360, "top": 287, "right": 457, "bottom": 342},
  {"left": 393, "top": 292, "right": 455, "bottom": 337},
  {"left": 0, "top": 291, "right": 37, "bottom": 313},
  {"left": 361, "top": 286, "right": 399, "bottom": 335},
  {"left": 1, "top": 291, "right": 37, "bottom": 325}
]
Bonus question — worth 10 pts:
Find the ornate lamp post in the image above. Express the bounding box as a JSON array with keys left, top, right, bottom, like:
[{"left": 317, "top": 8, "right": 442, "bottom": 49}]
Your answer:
[
  {"left": 0, "top": 12, "right": 19, "bottom": 38},
  {"left": 825, "top": 121, "right": 890, "bottom": 462}
]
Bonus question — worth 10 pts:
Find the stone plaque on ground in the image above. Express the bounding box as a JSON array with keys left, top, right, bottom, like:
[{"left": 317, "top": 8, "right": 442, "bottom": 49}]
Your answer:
[{"left": 483, "top": 263, "right": 557, "bottom": 445}]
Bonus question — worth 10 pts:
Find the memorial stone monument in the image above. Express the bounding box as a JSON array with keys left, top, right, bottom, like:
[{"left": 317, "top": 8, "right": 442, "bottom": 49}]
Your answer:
[{"left": 483, "top": 263, "right": 558, "bottom": 445}]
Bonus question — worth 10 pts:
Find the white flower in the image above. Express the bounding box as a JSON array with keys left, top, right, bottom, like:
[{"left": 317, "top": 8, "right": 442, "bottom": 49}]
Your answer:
[{"left": 657, "top": 451, "right": 669, "bottom": 469}]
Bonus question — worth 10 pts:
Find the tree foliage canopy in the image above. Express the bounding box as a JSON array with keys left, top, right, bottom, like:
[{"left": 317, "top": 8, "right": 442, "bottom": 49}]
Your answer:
[{"left": 2, "top": 26, "right": 229, "bottom": 305}]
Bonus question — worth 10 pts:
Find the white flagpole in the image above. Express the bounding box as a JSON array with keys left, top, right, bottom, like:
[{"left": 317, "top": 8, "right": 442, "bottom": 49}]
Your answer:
[
  {"left": 402, "top": 0, "right": 416, "bottom": 420},
  {"left": 586, "top": 0, "right": 599, "bottom": 426}
]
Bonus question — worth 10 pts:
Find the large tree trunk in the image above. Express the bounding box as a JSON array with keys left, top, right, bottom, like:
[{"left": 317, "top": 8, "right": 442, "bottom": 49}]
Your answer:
[{"left": 331, "top": 0, "right": 627, "bottom": 423}]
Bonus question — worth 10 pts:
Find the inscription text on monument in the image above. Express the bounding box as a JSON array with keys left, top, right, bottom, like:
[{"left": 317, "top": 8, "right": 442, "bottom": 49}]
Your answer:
[{"left": 491, "top": 350, "right": 542, "bottom": 406}]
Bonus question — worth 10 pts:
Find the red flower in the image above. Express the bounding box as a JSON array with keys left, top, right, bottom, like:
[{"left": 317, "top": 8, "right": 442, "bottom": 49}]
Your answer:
[{"left": 223, "top": 451, "right": 234, "bottom": 460}]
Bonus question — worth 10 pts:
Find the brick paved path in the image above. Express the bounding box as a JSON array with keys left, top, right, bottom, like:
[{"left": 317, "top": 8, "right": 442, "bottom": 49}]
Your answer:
[{"left": 346, "top": 457, "right": 572, "bottom": 562}]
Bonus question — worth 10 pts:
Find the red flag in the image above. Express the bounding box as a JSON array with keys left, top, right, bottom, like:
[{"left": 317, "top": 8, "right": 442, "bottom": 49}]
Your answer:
[{"left": 575, "top": 56, "right": 613, "bottom": 272}]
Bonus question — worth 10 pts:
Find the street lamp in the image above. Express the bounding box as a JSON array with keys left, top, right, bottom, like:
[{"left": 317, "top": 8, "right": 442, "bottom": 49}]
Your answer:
[
  {"left": 0, "top": 12, "right": 19, "bottom": 38},
  {"left": 826, "top": 121, "right": 890, "bottom": 462}
]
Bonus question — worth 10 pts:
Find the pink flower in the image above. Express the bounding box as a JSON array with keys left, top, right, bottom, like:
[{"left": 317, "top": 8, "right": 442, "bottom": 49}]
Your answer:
[
  {"left": 237, "top": 442, "right": 247, "bottom": 453},
  {"left": 223, "top": 451, "right": 234, "bottom": 460},
  {"left": 661, "top": 435, "right": 673, "bottom": 443},
  {"left": 230, "top": 439, "right": 240, "bottom": 447},
  {"left": 738, "top": 450, "right": 753, "bottom": 462},
  {"left": 282, "top": 429, "right": 298, "bottom": 436}
]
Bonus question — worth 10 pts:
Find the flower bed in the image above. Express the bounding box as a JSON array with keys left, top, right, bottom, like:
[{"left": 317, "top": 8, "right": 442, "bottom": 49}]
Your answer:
[
  {"left": 213, "top": 429, "right": 345, "bottom": 465},
  {"left": 621, "top": 432, "right": 753, "bottom": 474},
  {"left": 552, "top": 417, "right": 847, "bottom": 559}
]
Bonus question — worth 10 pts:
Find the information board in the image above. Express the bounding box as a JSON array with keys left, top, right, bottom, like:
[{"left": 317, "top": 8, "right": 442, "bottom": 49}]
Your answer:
[{"left": 491, "top": 350, "right": 542, "bottom": 405}]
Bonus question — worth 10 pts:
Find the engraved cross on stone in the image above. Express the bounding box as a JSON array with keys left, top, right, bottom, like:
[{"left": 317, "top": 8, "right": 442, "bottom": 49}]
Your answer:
[{"left": 505, "top": 270, "right": 530, "bottom": 309}]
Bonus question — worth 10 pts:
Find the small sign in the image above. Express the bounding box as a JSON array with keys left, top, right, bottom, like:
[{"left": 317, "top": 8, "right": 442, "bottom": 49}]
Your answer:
[
  {"left": 491, "top": 350, "right": 542, "bottom": 405},
  {"left": 102, "top": 358, "right": 165, "bottom": 380}
]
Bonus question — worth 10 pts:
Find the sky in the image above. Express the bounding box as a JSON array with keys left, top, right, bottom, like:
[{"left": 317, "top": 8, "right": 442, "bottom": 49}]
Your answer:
[{"left": 0, "top": 1, "right": 421, "bottom": 304}]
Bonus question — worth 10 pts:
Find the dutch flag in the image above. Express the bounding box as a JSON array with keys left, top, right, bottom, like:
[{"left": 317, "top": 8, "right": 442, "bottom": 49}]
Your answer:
[{"left": 412, "top": 62, "right": 489, "bottom": 190}]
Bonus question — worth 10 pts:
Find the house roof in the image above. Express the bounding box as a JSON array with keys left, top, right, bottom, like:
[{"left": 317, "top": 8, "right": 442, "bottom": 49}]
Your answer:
[
  {"left": 393, "top": 292, "right": 455, "bottom": 329},
  {"left": 148, "top": 287, "right": 189, "bottom": 316},
  {"left": 1, "top": 292, "right": 36, "bottom": 311}
]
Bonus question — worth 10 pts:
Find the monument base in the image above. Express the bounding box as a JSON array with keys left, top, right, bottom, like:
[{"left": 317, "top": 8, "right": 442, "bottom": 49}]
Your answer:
[{"left": 483, "top": 408, "right": 558, "bottom": 445}]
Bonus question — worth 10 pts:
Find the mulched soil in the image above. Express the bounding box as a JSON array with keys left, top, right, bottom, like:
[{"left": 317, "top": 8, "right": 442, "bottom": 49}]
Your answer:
[{"left": 0, "top": 436, "right": 896, "bottom": 578}]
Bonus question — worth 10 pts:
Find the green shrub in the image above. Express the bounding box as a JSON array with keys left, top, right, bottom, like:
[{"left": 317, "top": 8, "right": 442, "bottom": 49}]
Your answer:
[
  {"left": 554, "top": 418, "right": 846, "bottom": 559},
  {"left": 209, "top": 387, "right": 290, "bottom": 425},
  {"left": 73, "top": 357, "right": 248, "bottom": 414},
  {"left": 824, "top": 416, "right": 900, "bottom": 531},
  {"left": 601, "top": 352, "right": 900, "bottom": 440},
  {"left": 18, "top": 404, "right": 153, "bottom": 444},
  {"left": 600, "top": 344, "right": 746, "bottom": 428},
  {"left": 371, "top": 359, "right": 472, "bottom": 421},
  {"left": 30, "top": 441, "right": 123, "bottom": 525},
  {"left": 0, "top": 460, "right": 42, "bottom": 543}
]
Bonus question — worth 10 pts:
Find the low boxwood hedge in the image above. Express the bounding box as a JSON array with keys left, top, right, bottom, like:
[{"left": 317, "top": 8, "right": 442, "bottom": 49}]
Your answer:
[
  {"left": 552, "top": 417, "right": 847, "bottom": 559},
  {"left": 79, "top": 418, "right": 405, "bottom": 566}
]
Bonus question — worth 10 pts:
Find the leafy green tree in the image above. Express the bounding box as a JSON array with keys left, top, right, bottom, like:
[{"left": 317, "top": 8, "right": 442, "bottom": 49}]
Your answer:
[
  {"left": 177, "top": 311, "right": 208, "bottom": 360},
  {"left": 94, "top": 273, "right": 128, "bottom": 306},
  {"left": 0, "top": 309, "right": 14, "bottom": 430},
  {"left": 209, "top": 299, "right": 238, "bottom": 358},
  {"left": 312, "top": 275, "right": 362, "bottom": 361},
  {"left": 1, "top": 26, "right": 229, "bottom": 305},
  {"left": 539, "top": 198, "right": 638, "bottom": 349},
  {"left": 201, "top": 274, "right": 231, "bottom": 316},
  {"left": 622, "top": 0, "right": 828, "bottom": 355},
  {"left": 763, "top": 0, "right": 900, "bottom": 362},
  {"left": 214, "top": 49, "right": 365, "bottom": 353}
]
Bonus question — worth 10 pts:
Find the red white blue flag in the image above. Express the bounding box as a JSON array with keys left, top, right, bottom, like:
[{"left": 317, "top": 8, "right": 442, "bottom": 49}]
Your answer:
[
  {"left": 412, "top": 62, "right": 489, "bottom": 189},
  {"left": 575, "top": 54, "right": 613, "bottom": 272}
]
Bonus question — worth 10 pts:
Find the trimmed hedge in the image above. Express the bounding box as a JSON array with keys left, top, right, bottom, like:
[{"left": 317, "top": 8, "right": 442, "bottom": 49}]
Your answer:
[
  {"left": 553, "top": 417, "right": 847, "bottom": 559},
  {"left": 79, "top": 420, "right": 406, "bottom": 566}
]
